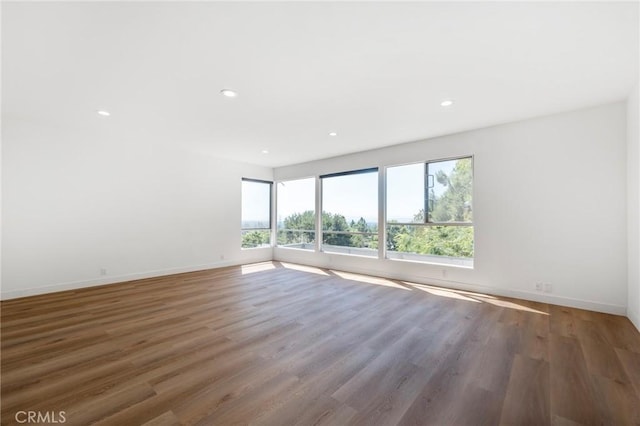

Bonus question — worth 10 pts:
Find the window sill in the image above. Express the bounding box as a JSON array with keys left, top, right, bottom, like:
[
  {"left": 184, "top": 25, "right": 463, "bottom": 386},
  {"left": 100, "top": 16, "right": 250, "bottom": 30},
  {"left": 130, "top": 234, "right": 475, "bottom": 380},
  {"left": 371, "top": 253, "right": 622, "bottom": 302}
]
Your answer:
[{"left": 386, "top": 253, "right": 474, "bottom": 269}]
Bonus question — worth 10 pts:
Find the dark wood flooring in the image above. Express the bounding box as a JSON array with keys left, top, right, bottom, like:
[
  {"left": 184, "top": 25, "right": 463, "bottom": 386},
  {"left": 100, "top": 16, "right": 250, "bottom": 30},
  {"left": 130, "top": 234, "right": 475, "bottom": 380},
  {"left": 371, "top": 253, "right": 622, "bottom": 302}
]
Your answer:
[{"left": 2, "top": 261, "right": 640, "bottom": 425}]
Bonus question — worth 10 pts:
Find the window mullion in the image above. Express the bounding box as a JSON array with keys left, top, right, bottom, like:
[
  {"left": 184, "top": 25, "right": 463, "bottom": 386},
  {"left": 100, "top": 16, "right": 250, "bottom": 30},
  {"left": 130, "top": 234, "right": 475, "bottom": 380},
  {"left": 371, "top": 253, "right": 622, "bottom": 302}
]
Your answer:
[
  {"left": 315, "top": 176, "right": 322, "bottom": 253},
  {"left": 378, "top": 166, "right": 386, "bottom": 260},
  {"left": 424, "top": 162, "right": 430, "bottom": 224}
]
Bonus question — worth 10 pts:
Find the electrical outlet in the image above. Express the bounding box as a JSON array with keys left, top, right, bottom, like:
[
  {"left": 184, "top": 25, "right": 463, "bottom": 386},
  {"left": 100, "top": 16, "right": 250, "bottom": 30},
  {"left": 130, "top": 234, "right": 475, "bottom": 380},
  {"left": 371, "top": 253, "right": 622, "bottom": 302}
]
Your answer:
[
  {"left": 544, "top": 283, "right": 552, "bottom": 293},
  {"left": 535, "top": 282, "right": 543, "bottom": 292},
  {"left": 100, "top": 268, "right": 107, "bottom": 276}
]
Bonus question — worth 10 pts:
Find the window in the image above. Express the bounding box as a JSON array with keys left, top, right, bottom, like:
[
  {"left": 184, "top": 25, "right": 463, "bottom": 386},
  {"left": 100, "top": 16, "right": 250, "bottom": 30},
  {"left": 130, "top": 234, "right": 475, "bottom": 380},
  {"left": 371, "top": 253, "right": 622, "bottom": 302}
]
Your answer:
[
  {"left": 321, "top": 168, "right": 378, "bottom": 257},
  {"left": 241, "top": 178, "right": 272, "bottom": 249},
  {"left": 386, "top": 157, "right": 473, "bottom": 266},
  {"left": 277, "top": 178, "right": 316, "bottom": 250}
]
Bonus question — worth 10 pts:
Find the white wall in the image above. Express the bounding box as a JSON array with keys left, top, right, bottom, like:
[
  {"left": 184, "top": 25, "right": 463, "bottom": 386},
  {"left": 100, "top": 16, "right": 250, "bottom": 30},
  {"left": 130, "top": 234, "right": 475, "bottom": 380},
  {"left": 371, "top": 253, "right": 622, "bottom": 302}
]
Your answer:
[
  {"left": 2, "top": 102, "right": 631, "bottom": 316},
  {"left": 1, "top": 116, "right": 272, "bottom": 299},
  {"left": 274, "top": 103, "right": 628, "bottom": 315},
  {"left": 628, "top": 81, "right": 640, "bottom": 330}
]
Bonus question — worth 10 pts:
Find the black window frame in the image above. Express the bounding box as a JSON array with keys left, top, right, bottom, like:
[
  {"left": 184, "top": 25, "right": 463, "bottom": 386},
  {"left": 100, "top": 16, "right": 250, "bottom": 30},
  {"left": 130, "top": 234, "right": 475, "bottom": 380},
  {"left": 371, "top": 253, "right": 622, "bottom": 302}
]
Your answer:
[
  {"left": 275, "top": 177, "right": 317, "bottom": 250},
  {"left": 320, "top": 167, "right": 379, "bottom": 256},
  {"left": 385, "top": 156, "right": 474, "bottom": 263},
  {"left": 424, "top": 156, "right": 474, "bottom": 226},
  {"left": 241, "top": 177, "right": 273, "bottom": 248}
]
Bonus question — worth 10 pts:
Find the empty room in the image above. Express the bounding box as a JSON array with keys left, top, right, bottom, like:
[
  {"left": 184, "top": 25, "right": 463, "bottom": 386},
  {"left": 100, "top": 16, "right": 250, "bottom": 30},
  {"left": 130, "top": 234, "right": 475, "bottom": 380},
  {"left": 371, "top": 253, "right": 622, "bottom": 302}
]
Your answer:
[{"left": 2, "top": 1, "right": 640, "bottom": 425}]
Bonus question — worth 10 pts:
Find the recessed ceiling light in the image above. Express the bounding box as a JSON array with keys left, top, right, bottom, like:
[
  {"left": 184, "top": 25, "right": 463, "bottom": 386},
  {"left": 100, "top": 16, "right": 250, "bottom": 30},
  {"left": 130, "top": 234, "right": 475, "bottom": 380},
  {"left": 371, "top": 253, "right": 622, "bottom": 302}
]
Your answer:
[
  {"left": 220, "top": 89, "right": 238, "bottom": 98},
  {"left": 440, "top": 99, "right": 454, "bottom": 107},
  {"left": 261, "top": 149, "right": 269, "bottom": 154},
  {"left": 328, "top": 132, "right": 338, "bottom": 137},
  {"left": 97, "top": 110, "right": 111, "bottom": 116}
]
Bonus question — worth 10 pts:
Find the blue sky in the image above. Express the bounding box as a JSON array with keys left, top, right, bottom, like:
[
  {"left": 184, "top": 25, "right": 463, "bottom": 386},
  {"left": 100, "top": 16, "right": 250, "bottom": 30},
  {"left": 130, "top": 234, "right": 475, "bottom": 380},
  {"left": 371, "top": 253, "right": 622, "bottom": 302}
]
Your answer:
[
  {"left": 244, "top": 160, "right": 458, "bottom": 224},
  {"left": 277, "top": 178, "right": 315, "bottom": 222},
  {"left": 241, "top": 180, "right": 270, "bottom": 226}
]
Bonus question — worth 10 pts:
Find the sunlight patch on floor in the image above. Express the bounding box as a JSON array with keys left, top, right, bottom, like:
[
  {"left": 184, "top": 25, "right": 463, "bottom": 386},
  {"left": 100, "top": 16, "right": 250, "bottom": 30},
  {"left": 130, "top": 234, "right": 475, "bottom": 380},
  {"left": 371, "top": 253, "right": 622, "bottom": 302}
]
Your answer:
[
  {"left": 407, "top": 283, "right": 480, "bottom": 302},
  {"left": 330, "top": 270, "right": 411, "bottom": 290},
  {"left": 281, "top": 262, "right": 329, "bottom": 276},
  {"left": 473, "top": 296, "right": 549, "bottom": 315},
  {"left": 403, "top": 282, "right": 548, "bottom": 314},
  {"left": 402, "top": 281, "right": 497, "bottom": 300},
  {"left": 241, "top": 262, "right": 276, "bottom": 275},
  {"left": 252, "top": 261, "right": 552, "bottom": 315}
]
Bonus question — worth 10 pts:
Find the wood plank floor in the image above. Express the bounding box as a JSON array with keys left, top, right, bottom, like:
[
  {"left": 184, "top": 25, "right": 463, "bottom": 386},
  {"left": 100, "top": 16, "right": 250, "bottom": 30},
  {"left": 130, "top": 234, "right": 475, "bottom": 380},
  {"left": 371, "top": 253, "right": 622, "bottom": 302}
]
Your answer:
[{"left": 2, "top": 261, "right": 640, "bottom": 425}]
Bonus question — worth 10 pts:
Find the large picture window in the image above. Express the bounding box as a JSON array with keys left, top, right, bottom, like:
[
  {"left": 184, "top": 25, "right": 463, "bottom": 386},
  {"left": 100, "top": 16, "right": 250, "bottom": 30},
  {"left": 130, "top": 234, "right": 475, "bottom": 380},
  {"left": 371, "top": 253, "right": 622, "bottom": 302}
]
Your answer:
[
  {"left": 386, "top": 157, "right": 473, "bottom": 266},
  {"left": 277, "top": 177, "right": 315, "bottom": 250},
  {"left": 241, "top": 178, "right": 272, "bottom": 249},
  {"left": 321, "top": 168, "right": 378, "bottom": 257}
]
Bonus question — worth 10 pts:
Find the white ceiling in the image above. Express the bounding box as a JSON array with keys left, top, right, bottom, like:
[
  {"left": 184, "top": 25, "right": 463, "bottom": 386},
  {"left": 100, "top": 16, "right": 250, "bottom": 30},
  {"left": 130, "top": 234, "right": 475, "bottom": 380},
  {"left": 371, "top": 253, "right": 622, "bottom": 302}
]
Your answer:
[{"left": 3, "top": 1, "right": 638, "bottom": 168}]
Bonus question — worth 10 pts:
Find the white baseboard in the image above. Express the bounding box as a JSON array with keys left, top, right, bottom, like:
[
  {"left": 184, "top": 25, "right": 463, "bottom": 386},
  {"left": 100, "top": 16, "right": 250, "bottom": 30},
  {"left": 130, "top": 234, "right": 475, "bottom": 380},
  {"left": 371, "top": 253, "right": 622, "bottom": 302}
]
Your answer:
[
  {"left": 273, "top": 251, "right": 627, "bottom": 316},
  {"left": 2, "top": 255, "right": 630, "bottom": 319},
  {"left": 0, "top": 260, "right": 242, "bottom": 301},
  {"left": 342, "top": 265, "right": 626, "bottom": 316},
  {"left": 496, "top": 287, "right": 626, "bottom": 316},
  {"left": 628, "top": 309, "right": 640, "bottom": 333}
]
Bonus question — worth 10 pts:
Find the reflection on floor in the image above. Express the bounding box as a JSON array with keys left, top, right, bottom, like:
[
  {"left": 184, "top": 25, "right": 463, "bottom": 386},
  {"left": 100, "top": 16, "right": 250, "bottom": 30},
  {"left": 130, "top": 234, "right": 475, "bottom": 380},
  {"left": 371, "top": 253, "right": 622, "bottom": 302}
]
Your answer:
[{"left": 2, "top": 261, "right": 639, "bottom": 425}]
